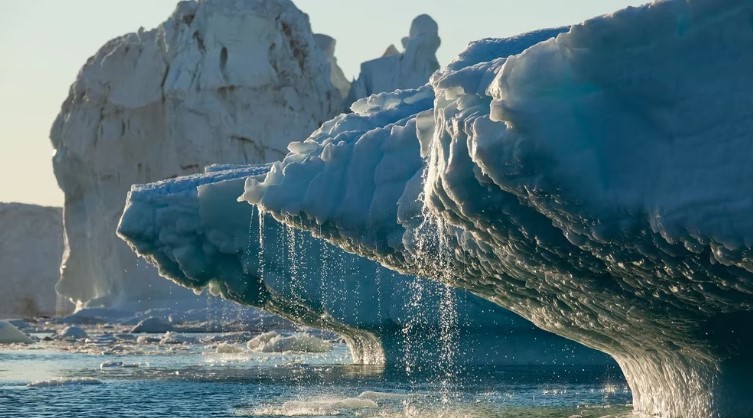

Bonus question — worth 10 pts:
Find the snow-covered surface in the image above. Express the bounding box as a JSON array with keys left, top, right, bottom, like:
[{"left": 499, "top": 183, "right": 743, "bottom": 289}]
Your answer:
[
  {"left": 345, "top": 15, "right": 441, "bottom": 110},
  {"left": 225, "top": 2, "right": 753, "bottom": 416},
  {"left": 50, "top": 0, "right": 344, "bottom": 308},
  {"left": 118, "top": 164, "right": 610, "bottom": 368},
  {"left": 0, "top": 203, "right": 64, "bottom": 317},
  {"left": 0, "top": 321, "right": 33, "bottom": 344}
]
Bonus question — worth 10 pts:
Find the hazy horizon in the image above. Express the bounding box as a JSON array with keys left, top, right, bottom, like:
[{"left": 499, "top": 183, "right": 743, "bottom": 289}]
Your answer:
[{"left": 0, "top": 0, "right": 647, "bottom": 207}]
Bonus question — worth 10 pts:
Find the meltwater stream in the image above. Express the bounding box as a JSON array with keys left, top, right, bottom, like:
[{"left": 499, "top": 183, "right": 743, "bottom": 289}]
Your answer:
[{"left": 0, "top": 327, "right": 630, "bottom": 418}]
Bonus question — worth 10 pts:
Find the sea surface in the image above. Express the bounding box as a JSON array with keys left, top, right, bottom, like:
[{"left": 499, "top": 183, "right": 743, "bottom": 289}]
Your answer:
[{"left": 0, "top": 329, "right": 632, "bottom": 417}]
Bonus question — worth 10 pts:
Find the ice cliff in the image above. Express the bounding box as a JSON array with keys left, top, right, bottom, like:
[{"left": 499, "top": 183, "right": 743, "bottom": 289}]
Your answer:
[
  {"left": 345, "top": 14, "right": 441, "bottom": 109},
  {"left": 50, "top": 0, "right": 344, "bottom": 307},
  {"left": 157, "top": 1, "right": 751, "bottom": 416},
  {"left": 118, "top": 164, "right": 611, "bottom": 368},
  {"left": 0, "top": 203, "right": 65, "bottom": 317}
]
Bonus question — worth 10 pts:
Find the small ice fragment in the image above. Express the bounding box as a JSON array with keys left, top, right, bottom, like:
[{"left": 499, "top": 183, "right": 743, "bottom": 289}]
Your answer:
[
  {"left": 0, "top": 320, "right": 33, "bottom": 344},
  {"left": 216, "top": 342, "right": 243, "bottom": 354},
  {"left": 57, "top": 326, "right": 88, "bottom": 340}
]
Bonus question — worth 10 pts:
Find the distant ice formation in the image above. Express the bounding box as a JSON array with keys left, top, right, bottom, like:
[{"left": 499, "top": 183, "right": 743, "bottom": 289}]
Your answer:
[
  {"left": 119, "top": 163, "right": 610, "bottom": 368},
  {"left": 345, "top": 14, "right": 441, "bottom": 109},
  {"left": 50, "top": 0, "right": 345, "bottom": 308},
  {"left": 0, "top": 321, "right": 33, "bottom": 344},
  {"left": 0, "top": 203, "right": 65, "bottom": 317},
  {"left": 128, "top": 1, "right": 753, "bottom": 416}
]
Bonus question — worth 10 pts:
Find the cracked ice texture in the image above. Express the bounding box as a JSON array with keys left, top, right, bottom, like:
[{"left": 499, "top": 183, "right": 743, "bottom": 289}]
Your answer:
[
  {"left": 50, "top": 0, "right": 344, "bottom": 307},
  {"left": 241, "top": 1, "right": 753, "bottom": 416}
]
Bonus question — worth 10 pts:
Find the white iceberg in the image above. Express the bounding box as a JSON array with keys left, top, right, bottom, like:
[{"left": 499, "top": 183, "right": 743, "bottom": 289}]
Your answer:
[
  {"left": 51, "top": 0, "right": 346, "bottom": 309},
  {"left": 0, "top": 203, "right": 65, "bottom": 317},
  {"left": 345, "top": 14, "right": 441, "bottom": 109}
]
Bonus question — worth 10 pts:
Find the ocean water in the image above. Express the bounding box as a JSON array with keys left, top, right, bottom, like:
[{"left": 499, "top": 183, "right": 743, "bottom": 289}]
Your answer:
[{"left": 0, "top": 329, "right": 632, "bottom": 418}]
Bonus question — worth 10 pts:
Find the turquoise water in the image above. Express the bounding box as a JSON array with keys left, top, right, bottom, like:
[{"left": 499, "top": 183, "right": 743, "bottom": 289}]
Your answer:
[{"left": 0, "top": 332, "right": 632, "bottom": 417}]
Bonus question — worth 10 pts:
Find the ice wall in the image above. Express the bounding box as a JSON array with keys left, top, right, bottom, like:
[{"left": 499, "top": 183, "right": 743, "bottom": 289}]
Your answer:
[
  {"left": 50, "top": 0, "right": 344, "bottom": 307},
  {"left": 345, "top": 15, "right": 441, "bottom": 109},
  {"left": 118, "top": 165, "right": 611, "bottom": 368},
  {"left": 315, "top": 34, "right": 351, "bottom": 100},
  {"left": 236, "top": 2, "right": 753, "bottom": 416},
  {"left": 0, "top": 203, "right": 65, "bottom": 317}
]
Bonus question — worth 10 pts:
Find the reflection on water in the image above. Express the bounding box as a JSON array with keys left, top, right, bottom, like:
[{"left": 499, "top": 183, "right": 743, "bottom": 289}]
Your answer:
[{"left": 0, "top": 332, "right": 632, "bottom": 417}]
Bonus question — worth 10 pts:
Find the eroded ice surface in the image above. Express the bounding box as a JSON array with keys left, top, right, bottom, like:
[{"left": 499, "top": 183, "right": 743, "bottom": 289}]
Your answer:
[
  {"left": 230, "top": 1, "right": 753, "bottom": 416},
  {"left": 345, "top": 15, "right": 442, "bottom": 110},
  {"left": 50, "top": 0, "right": 345, "bottom": 308},
  {"left": 119, "top": 164, "right": 611, "bottom": 368}
]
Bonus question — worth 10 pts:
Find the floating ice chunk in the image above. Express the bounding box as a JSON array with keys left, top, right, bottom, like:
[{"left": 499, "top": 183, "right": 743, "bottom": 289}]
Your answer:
[
  {"left": 27, "top": 377, "right": 103, "bottom": 388},
  {"left": 246, "top": 331, "right": 277, "bottom": 351},
  {"left": 159, "top": 332, "right": 195, "bottom": 345},
  {"left": 216, "top": 343, "right": 243, "bottom": 354},
  {"left": 247, "top": 332, "right": 332, "bottom": 353},
  {"left": 136, "top": 335, "right": 160, "bottom": 345},
  {"left": 0, "top": 320, "right": 33, "bottom": 344},
  {"left": 57, "top": 326, "right": 88, "bottom": 340},
  {"left": 100, "top": 361, "right": 139, "bottom": 369},
  {"left": 130, "top": 317, "right": 173, "bottom": 333}
]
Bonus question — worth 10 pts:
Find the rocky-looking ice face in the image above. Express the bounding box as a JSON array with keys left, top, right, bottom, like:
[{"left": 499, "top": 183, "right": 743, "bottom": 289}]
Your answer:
[
  {"left": 345, "top": 14, "right": 442, "bottom": 110},
  {"left": 50, "top": 0, "right": 344, "bottom": 308},
  {"left": 237, "top": 1, "right": 753, "bottom": 417},
  {"left": 0, "top": 203, "right": 65, "bottom": 317}
]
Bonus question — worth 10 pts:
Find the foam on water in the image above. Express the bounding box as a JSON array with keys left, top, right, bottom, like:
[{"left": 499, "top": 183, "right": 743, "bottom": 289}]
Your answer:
[
  {"left": 27, "top": 377, "right": 103, "bottom": 388},
  {"left": 242, "top": 397, "right": 378, "bottom": 416}
]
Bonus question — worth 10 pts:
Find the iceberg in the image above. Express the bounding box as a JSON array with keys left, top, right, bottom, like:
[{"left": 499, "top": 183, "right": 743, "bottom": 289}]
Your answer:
[
  {"left": 119, "top": 164, "right": 611, "bottom": 368},
  {"left": 345, "top": 15, "right": 442, "bottom": 109},
  {"left": 50, "top": 0, "right": 345, "bottom": 308},
  {"left": 0, "top": 321, "right": 34, "bottom": 344},
  {"left": 142, "top": 1, "right": 751, "bottom": 416},
  {"left": 0, "top": 203, "right": 65, "bottom": 317}
]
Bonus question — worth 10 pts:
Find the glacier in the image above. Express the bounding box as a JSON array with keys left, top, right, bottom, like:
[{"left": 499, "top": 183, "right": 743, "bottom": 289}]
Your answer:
[
  {"left": 118, "top": 164, "right": 611, "bottom": 368},
  {"left": 115, "top": 0, "right": 753, "bottom": 416},
  {"left": 0, "top": 203, "right": 65, "bottom": 317}
]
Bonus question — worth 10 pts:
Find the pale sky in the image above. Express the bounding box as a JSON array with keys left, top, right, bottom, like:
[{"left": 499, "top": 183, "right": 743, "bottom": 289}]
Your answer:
[{"left": 0, "top": 0, "right": 647, "bottom": 207}]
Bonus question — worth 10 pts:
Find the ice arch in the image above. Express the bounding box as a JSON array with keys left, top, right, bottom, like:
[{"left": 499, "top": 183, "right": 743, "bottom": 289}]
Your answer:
[
  {"left": 232, "top": 1, "right": 753, "bottom": 416},
  {"left": 119, "top": 164, "right": 611, "bottom": 369}
]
